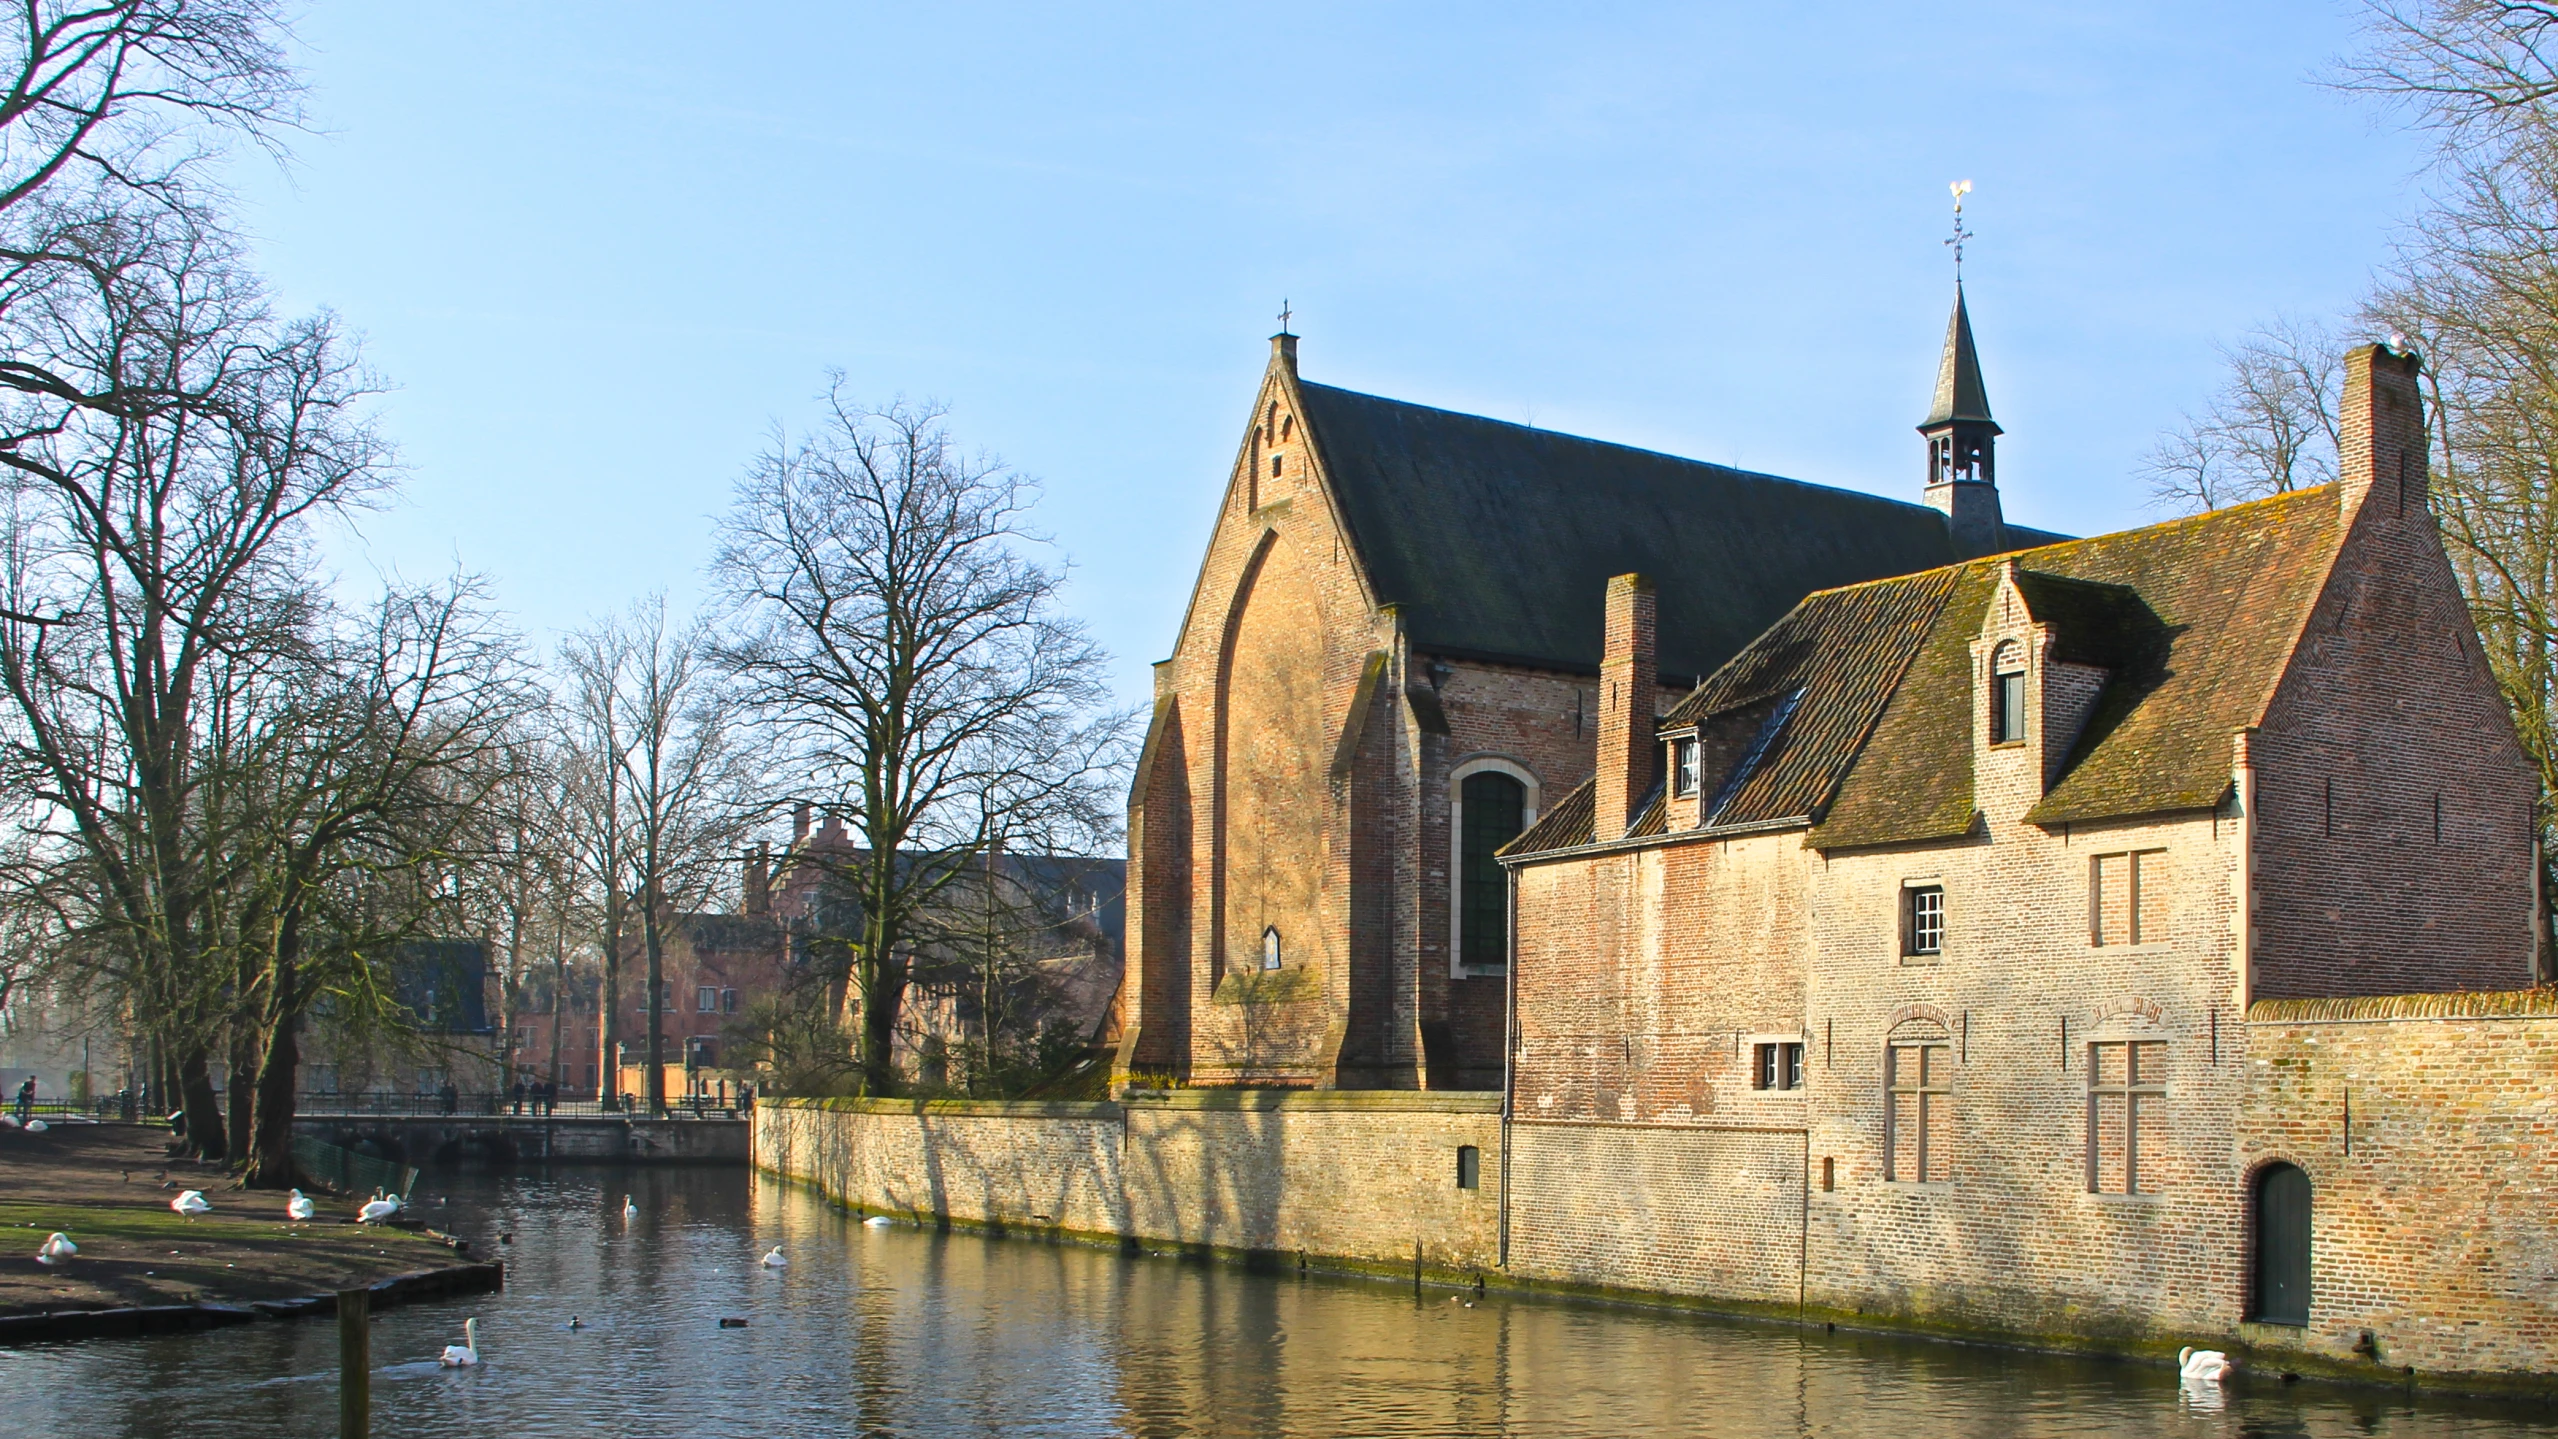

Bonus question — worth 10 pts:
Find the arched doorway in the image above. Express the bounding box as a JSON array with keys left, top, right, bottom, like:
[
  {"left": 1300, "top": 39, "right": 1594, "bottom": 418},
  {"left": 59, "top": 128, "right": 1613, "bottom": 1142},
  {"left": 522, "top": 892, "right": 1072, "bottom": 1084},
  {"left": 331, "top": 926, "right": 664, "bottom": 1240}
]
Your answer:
[{"left": 2252, "top": 1162, "right": 2312, "bottom": 1325}]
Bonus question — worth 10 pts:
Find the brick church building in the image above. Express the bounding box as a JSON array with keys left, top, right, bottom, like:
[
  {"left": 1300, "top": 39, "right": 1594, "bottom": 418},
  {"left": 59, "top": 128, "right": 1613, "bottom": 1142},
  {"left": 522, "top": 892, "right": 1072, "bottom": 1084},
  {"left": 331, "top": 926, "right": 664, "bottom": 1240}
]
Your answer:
[{"left": 1118, "top": 291, "right": 2062, "bottom": 1090}]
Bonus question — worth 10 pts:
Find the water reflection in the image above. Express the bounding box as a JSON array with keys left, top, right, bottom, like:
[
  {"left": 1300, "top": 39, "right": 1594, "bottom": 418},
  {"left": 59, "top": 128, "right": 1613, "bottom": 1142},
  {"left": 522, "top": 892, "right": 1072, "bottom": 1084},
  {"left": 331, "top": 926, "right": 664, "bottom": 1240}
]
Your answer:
[{"left": 0, "top": 1164, "right": 2551, "bottom": 1438}]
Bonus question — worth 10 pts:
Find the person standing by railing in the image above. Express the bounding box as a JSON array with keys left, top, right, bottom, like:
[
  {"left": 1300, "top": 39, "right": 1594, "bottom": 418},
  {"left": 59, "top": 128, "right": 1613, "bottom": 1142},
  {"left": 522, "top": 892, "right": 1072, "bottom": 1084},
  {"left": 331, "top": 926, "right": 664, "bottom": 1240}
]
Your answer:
[{"left": 12, "top": 1076, "right": 33, "bottom": 1123}]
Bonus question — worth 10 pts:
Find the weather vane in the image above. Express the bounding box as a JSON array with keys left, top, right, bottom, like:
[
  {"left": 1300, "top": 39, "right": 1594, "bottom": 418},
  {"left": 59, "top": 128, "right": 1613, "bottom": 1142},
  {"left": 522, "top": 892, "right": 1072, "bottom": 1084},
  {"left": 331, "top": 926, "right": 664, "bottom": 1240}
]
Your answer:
[
  {"left": 1946, "top": 179, "right": 1974, "bottom": 282},
  {"left": 1278, "top": 297, "right": 1293, "bottom": 334}
]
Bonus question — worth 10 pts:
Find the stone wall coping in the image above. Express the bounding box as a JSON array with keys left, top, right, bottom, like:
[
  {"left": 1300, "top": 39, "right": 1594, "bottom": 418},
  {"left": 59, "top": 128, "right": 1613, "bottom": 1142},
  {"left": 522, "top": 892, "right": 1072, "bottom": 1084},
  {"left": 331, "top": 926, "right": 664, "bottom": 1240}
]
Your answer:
[
  {"left": 2246, "top": 988, "right": 2558, "bottom": 1024},
  {"left": 1120, "top": 1089, "right": 1504, "bottom": 1114},
  {"left": 773, "top": 1097, "right": 1122, "bottom": 1120}
]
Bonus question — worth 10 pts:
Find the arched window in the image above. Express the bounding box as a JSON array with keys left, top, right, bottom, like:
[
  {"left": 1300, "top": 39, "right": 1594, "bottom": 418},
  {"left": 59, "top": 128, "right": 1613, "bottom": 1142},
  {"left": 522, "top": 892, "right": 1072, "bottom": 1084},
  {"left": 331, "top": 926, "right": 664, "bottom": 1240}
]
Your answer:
[
  {"left": 1459, "top": 770, "right": 1527, "bottom": 972},
  {"left": 1990, "top": 640, "right": 2026, "bottom": 744},
  {"left": 2252, "top": 1163, "right": 2312, "bottom": 1325},
  {"left": 1260, "top": 926, "right": 1282, "bottom": 972},
  {"left": 1885, "top": 1021, "right": 1954, "bottom": 1183}
]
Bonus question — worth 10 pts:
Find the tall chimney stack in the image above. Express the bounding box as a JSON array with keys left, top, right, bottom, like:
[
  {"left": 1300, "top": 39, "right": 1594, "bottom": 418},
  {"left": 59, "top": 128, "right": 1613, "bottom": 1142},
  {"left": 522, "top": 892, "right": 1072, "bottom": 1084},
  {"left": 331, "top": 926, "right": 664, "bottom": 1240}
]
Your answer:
[
  {"left": 1595, "top": 573, "right": 1659, "bottom": 840},
  {"left": 2340, "top": 342, "right": 2427, "bottom": 517},
  {"left": 792, "top": 803, "right": 812, "bottom": 845},
  {"left": 744, "top": 842, "right": 771, "bottom": 918}
]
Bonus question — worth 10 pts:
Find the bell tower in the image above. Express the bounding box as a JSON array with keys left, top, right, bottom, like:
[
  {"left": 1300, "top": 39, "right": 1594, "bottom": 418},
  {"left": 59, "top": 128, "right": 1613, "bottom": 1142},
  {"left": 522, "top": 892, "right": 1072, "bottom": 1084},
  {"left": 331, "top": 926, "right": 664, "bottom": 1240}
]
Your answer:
[{"left": 1920, "top": 284, "right": 2007, "bottom": 559}]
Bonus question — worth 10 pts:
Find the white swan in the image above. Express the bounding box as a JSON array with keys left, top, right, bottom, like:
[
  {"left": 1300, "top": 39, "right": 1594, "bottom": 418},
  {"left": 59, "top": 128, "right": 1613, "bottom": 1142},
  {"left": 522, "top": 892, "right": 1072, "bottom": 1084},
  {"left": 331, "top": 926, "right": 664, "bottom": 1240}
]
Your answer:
[
  {"left": 171, "top": 1189, "right": 210, "bottom": 1216},
  {"left": 24, "top": 1118, "right": 47, "bottom": 1132},
  {"left": 35, "top": 1232, "right": 74, "bottom": 1265},
  {"left": 2179, "top": 1346, "right": 2234, "bottom": 1383},
  {"left": 862, "top": 1215, "right": 892, "bottom": 1228},
  {"left": 760, "top": 1246, "right": 786, "bottom": 1268},
  {"left": 438, "top": 1316, "right": 480, "bottom": 1368},
  {"left": 356, "top": 1195, "right": 399, "bottom": 1224},
  {"left": 621, "top": 1194, "right": 636, "bottom": 1221},
  {"left": 286, "top": 1189, "right": 316, "bottom": 1222},
  {"left": 0, "top": 1114, "right": 20, "bottom": 1128}
]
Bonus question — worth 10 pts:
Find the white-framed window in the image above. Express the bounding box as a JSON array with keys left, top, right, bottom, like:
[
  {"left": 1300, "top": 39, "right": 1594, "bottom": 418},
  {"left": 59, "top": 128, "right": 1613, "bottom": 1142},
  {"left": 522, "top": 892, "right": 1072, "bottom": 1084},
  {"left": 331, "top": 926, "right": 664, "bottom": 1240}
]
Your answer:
[
  {"left": 1753, "top": 1041, "right": 1804, "bottom": 1091},
  {"left": 1449, "top": 755, "right": 1540, "bottom": 978},
  {"left": 696, "top": 985, "right": 717, "bottom": 1013},
  {"left": 721, "top": 988, "right": 739, "bottom": 1015},
  {"left": 1261, "top": 926, "right": 1282, "bottom": 971},
  {"left": 1903, "top": 884, "right": 1945, "bottom": 958},
  {"left": 1669, "top": 736, "right": 1700, "bottom": 797}
]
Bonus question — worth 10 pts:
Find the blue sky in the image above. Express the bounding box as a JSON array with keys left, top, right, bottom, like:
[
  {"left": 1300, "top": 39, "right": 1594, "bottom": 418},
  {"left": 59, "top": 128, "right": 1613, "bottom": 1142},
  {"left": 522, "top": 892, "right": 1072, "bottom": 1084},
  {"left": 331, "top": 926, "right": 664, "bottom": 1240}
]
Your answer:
[{"left": 238, "top": 2, "right": 2422, "bottom": 707}]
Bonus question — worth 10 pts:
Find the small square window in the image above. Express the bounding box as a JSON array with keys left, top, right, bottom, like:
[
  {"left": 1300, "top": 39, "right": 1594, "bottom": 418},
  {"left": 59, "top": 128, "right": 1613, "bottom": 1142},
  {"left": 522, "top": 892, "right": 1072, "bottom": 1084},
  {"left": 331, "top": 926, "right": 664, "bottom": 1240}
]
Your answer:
[
  {"left": 1905, "top": 886, "right": 1945, "bottom": 957},
  {"left": 1670, "top": 737, "right": 1699, "bottom": 797},
  {"left": 1456, "top": 1144, "right": 1480, "bottom": 1190},
  {"left": 1753, "top": 1042, "right": 1805, "bottom": 1091},
  {"left": 1271, "top": 455, "right": 1284, "bottom": 477}
]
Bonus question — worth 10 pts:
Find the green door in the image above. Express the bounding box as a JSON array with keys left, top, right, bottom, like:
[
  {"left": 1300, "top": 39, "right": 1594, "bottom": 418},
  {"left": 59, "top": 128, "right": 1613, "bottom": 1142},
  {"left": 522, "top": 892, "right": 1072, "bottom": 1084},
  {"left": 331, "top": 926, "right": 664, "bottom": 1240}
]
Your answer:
[{"left": 2253, "top": 1163, "right": 2312, "bottom": 1325}]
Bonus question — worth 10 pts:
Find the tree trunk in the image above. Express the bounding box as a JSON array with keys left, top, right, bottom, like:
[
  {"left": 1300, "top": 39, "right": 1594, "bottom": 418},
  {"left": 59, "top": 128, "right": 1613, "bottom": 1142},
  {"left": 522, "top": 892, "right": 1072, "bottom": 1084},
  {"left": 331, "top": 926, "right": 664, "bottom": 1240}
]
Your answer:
[
  {"left": 644, "top": 890, "right": 666, "bottom": 1118},
  {"left": 227, "top": 1022, "right": 259, "bottom": 1167},
  {"left": 244, "top": 951, "right": 298, "bottom": 1189},
  {"left": 600, "top": 888, "right": 622, "bottom": 1107},
  {"left": 859, "top": 943, "right": 905, "bottom": 1098},
  {"left": 178, "top": 1048, "right": 224, "bottom": 1159}
]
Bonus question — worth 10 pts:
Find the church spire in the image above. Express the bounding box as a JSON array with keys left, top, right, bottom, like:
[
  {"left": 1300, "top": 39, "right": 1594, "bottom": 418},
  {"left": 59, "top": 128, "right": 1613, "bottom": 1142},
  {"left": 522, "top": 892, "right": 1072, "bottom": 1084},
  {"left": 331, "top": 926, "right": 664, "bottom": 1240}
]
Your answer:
[
  {"left": 1924, "top": 286, "right": 1998, "bottom": 430},
  {"left": 1918, "top": 284, "right": 2006, "bottom": 558}
]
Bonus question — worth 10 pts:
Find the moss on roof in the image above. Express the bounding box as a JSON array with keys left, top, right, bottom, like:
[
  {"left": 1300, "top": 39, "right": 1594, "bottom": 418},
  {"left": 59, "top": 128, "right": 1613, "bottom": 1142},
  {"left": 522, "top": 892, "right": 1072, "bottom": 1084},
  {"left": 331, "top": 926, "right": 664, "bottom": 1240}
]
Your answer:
[
  {"left": 1295, "top": 381, "right": 2058, "bottom": 680},
  {"left": 1509, "top": 487, "right": 2348, "bottom": 859}
]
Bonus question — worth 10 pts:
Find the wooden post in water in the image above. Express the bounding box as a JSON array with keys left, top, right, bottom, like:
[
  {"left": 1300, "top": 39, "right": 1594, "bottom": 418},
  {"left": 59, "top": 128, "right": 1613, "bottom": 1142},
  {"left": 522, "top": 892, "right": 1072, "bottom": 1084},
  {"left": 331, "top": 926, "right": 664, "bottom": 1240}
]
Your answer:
[{"left": 338, "top": 1286, "right": 371, "bottom": 1439}]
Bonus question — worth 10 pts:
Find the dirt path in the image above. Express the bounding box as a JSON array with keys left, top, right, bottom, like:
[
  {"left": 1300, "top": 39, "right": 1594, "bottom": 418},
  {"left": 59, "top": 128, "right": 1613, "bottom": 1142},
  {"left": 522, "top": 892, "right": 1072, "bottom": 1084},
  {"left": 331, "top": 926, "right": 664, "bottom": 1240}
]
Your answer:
[{"left": 0, "top": 1123, "right": 464, "bottom": 1320}]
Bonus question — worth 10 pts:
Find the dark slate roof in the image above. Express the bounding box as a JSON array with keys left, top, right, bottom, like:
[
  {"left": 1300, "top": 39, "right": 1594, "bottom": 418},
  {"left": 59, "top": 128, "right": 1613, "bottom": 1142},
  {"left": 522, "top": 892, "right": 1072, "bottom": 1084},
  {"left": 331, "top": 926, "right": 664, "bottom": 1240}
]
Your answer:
[
  {"left": 1507, "top": 487, "right": 2345, "bottom": 857},
  {"left": 1923, "top": 287, "right": 1997, "bottom": 430},
  {"left": 1295, "top": 381, "right": 2061, "bottom": 680}
]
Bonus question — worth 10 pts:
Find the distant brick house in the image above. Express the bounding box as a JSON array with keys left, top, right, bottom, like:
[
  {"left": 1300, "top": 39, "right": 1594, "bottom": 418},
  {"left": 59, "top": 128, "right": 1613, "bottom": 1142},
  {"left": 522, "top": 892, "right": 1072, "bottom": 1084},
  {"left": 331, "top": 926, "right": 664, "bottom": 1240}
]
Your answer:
[
  {"left": 1497, "top": 342, "right": 2543, "bottom": 1347},
  {"left": 1119, "top": 292, "right": 2061, "bottom": 1090}
]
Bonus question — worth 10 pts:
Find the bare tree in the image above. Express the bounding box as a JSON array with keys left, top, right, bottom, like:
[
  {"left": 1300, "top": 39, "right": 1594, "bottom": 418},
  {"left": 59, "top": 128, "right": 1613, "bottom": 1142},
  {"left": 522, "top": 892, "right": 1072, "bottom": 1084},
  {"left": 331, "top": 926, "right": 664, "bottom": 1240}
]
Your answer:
[
  {"left": 561, "top": 598, "right": 750, "bottom": 1116},
  {"left": 2145, "top": 317, "right": 2341, "bottom": 513},
  {"left": 0, "top": 206, "right": 389, "bottom": 1154},
  {"left": 710, "top": 390, "right": 1131, "bottom": 1096}
]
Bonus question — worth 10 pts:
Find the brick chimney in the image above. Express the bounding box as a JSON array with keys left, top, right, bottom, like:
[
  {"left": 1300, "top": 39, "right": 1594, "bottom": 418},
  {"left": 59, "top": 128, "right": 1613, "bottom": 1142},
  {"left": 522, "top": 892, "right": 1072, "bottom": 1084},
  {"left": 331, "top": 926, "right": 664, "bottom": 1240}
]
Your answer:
[
  {"left": 2340, "top": 342, "right": 2427, "bottom": 517},
  {"left": 1595, "top": 573, "right": 1659, "bottom": 840},
  {"left": 743, "top": 842, "right": 771, "bottom": 918},
  {"left": 792, "top": 803, "right": 811, "bottom": 845}
]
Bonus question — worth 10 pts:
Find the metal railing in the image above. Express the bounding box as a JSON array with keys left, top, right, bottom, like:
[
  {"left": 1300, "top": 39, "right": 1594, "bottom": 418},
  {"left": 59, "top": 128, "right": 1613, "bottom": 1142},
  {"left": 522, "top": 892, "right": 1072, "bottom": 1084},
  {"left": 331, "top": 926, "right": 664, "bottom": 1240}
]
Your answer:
[{"left": 291, "top": 1091, "right": 749, "bottom": 1120}]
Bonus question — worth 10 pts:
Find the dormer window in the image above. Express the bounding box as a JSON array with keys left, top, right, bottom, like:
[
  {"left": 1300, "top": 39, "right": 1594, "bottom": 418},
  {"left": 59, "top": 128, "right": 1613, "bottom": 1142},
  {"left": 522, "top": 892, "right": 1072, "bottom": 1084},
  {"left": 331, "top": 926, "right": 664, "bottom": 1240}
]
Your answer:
[
  {"left": 1261, "top": 926, "right": 1282, "bottom": 971},
  {"left": 1669, "top": 737, "right": 1699, "bottom": 797},
  {"left": 1990, "top": 641, "right": 2026, "bottom": 745}
]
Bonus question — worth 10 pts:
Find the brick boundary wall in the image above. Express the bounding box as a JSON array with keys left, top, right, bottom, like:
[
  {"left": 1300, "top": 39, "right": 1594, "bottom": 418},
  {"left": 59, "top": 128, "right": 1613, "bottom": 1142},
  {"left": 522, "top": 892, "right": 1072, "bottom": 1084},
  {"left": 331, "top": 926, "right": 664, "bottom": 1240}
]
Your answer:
[
  {"left": 2237, "top": 991, "right": 2558, "bottom": 1385},
  {"left": 756, "top": 1092, "right": 1503, "bottom": 1281}
]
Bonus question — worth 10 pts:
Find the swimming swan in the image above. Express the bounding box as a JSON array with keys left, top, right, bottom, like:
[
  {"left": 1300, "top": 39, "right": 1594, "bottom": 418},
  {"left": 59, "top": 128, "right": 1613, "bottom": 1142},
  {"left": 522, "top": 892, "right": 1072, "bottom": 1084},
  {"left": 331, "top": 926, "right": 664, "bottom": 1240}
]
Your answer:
[
  {"left": 171, "top": 1190, "right": 210, "bottom": 1216},
  {"left": 35, "top": 1232, "right": 74, "bottom": 1265},
  {"left": 862, "top": 1215, "right": 892, "bottom": 1228},
  {"left": 24, "top": 1118, "right": 47, "bottom": 1132},
  {"left": 286, "top": 1189, "right": 316, "bottom": 1221},
  {"left": 356, "top": 1195, "right": 399, "bottom": 1224},
  {"left": 439, "top": 1317, "right": 480, "bottom": 1368},
  {"left": 622, "top": 1195, "right": 636, "bottom": 1221},
  {"left": 761, "top": 1246, "right": 786, "bottom": 1268},
  {"left": 2179, "top": 1347, "right": 2234, "bottom": 1383}
]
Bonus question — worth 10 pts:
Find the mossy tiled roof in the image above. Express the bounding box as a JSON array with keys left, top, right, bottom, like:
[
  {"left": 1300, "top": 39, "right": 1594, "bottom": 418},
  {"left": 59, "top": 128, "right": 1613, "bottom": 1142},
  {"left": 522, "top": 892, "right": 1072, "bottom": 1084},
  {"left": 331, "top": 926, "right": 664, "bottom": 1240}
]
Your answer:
[
  {"left": 1505, "top": 487, "right": 2346, "bottom": 859},
  {"left": 1295, "top": 382, "right": 2065, "bottom": 680}
]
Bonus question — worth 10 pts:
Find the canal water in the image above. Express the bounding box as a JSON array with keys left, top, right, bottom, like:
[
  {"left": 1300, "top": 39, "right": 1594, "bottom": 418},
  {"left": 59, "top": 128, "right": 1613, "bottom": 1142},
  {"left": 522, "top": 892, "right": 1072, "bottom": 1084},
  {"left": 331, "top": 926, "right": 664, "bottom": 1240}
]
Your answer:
[{"left": 2, "top": 1164, "right": 2555, "bottom": 1438}]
